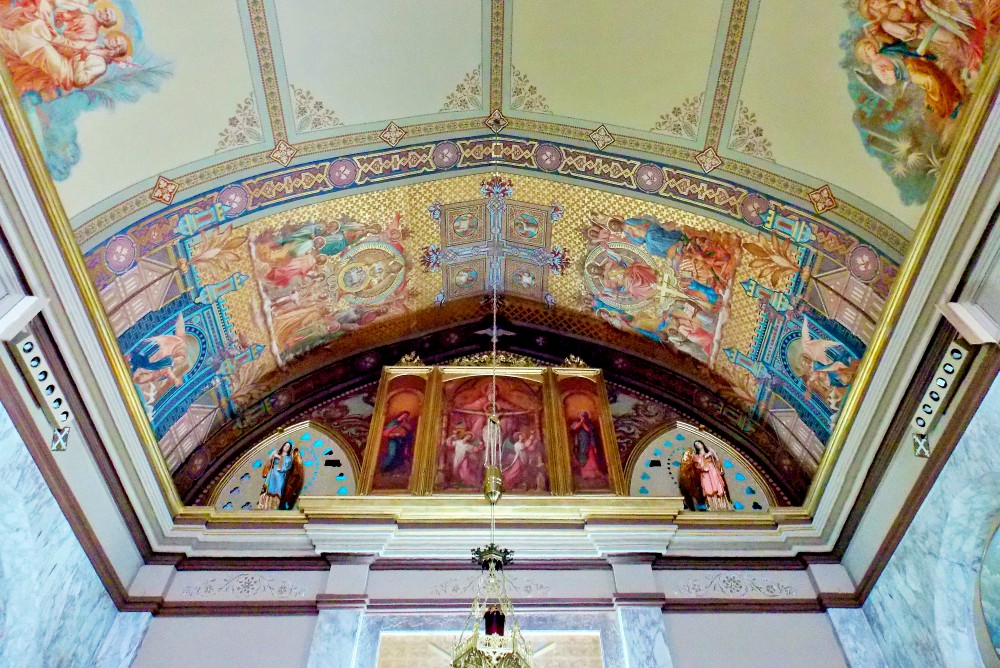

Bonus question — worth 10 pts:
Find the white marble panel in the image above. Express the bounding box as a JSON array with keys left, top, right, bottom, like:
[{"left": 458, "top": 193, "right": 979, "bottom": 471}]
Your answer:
[
  {"left": 93, "top": 611, "right": 152, "bottom": 668},
  {"left": 827, "top": 608, "right": 888, "bottom": 668},
  {"left": 861, "top": 378, "right": 1000, "bottom": 667},
  {"left": 308, "top": 609, "right": 363, "bottom": 668},
  {"left": 0, "top": 403, "right": 121, "bottom": 667},
  {"left": 617, "top": 606, "right": 673, "bottom": 668}
]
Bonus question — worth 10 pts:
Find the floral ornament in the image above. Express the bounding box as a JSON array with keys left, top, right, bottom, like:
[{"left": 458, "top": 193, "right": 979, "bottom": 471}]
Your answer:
[
  {"left": 743, "top": 232, "right": 807, "bottom": 290},
  {"left": 547, "top": 246, "right": 570, "bottom": 275},
  {"left": 729, "top": 101, "right": 774, "bottom": 161},
  {"left": 434, "top": 291, "right": 446, "bottom": 307},
  {"left": 421, "top": 244, "right": 442, "bottom": 272},
  {"left": 676, "top": 572, "right": 795, "bottom": 598},
  {"left": 651, "top": 94, "right": 703, "bottom": 140},
  {"left": 181, "top": 573, "right": 306, "bottom": 599},
  {"left": 428, "top": 201, "right": 443, "bottom": 221},
  {"left": 550, "top": 202, "right": 564, "bottom": 223},
  {"left": 216, "top": 94, "right": 263, "bottom": 153},
  {"left": 440, "top": 65, "right": 482, "bottom": 112},
  {"left": 290, "top": 86, "right": 343, "bottom": 133},
  {"left": 511, "top": 66, "right": 552, "bottom": 113},
  {"left": 481, "top": 175, "right": 513, "bottom": 199}
]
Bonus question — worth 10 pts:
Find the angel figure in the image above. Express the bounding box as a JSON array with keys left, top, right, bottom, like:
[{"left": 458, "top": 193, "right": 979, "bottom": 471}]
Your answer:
[
  {"left": 257, "top": 441, "right": 305, "bottom": 510},
  {"left": 678, "top": 441, "right": 732, "bottom": 511},
  {"left": 129, "top": 313, "right": 198, "bottom": 408}
]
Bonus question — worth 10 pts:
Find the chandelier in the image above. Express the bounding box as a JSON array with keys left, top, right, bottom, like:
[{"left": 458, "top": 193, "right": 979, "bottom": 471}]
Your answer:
[{"left": 451, "top": 281, "right": 533, "bottom": 668}]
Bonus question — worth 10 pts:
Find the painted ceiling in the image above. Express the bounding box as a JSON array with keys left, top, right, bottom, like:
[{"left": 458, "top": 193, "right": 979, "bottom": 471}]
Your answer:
[{"left": 4, "top": 0, "right": 998, "bottom": 502}]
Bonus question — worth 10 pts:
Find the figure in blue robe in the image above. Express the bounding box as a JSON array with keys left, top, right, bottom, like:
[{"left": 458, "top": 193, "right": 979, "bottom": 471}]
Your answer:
[
  {"left": 380, "top": 411, "right": 414, "bottom": 473},
  {"left": 622, "top": 217, "right": 687, "bottom": 258}
]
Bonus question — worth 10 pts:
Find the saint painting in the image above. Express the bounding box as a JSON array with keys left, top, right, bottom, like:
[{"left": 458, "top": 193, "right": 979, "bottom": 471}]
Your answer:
[
  {"left": 842, "top": 0, "right": 1000, "bottom": 202},
  {"left": 561, "top": 380, "right": 611, "bottom": 493},
  {"left": 371, "top": 376, "right": 425, "bottom": 492},
  {"left": 583, "top": 211, "right": 740, "bottom": 365},
  {"left": 0, "top": 0, "right": 171, "bottom": 181},
  {"left": 678, "top": 441, "right": 732, "bottom": 511},
  {"left": 257, "top": 441, "right": 305, "bottom": 510},
  {"left": 379, "top": 410, "right": 415, "bottom": 474}
]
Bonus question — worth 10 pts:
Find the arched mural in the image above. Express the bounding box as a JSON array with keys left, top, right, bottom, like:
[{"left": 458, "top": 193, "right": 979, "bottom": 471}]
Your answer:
[
  {"left": 626, "top": 422, "right": 775, "bottom": 512},
  {"left": 209, "top": 421, "right": 359, "bottom": 511}
]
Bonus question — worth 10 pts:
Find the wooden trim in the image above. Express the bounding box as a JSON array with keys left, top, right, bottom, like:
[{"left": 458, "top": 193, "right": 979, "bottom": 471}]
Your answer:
[
  {"left": 0, "top": 355, "right": 130, "bottom": 609},
  {"left": 662, "top": 598, "right": 824, "bottom": 613},
  {"left": 653, "top": 556, "right": 807, "bottom": 571}
]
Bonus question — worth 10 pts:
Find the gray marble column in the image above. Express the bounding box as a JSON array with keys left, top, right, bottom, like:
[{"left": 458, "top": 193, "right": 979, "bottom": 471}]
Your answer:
[
  {"left": 617, "top": 606, "right": 674, "bottom": 668},
  {"left": 307, "top": 608, "right": 363, "bottom": 668}
]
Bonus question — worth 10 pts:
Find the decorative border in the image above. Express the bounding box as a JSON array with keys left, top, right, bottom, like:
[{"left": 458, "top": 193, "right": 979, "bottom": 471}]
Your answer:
[{"left": 82, "top": 135, "right": 901, "bottom": 293}]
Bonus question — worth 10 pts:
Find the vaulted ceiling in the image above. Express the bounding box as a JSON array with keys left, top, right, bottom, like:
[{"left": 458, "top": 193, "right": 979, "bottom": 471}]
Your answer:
[{"left": 8, "top": 0, "right": 999, "bottom": 502}]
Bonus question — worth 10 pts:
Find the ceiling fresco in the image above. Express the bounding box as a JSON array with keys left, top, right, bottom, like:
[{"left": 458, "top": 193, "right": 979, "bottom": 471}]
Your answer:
[{"left": 2, "top": 0, "right": 998, "bottom": 505}]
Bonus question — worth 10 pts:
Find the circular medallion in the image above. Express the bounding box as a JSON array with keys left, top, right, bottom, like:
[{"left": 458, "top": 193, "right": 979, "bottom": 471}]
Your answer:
[
  {"left": 105, "top": 235, "right": 137, "bottom": 274},
  {"left": 335, "top": 241, "right": 405, "bottom": 304},
  {"left": 533, "top": 143, "right": 562, "bottom": 172},
  {"left": 512, "top": 268, "right": 537, "bottom": 289},
  {"left": 511, "top": 212, "right": 539, "bottom": 239},
  {"left": 218, "top": 184, "right": 250, "bottom": 218},
  {"left": 327, "top": 158, "right": 358, "bottom": 188},
  {"left": 452, "top": 212, "right": 480, "bottom": 239},
  {"left": 848, "top": 244, "right": 880, "bottom": 283},
  {"left": 454, "top": 267, "right": 478, "bottom": 289},
  {"left": 635, "top": 164, "right": 665, "bottom": 193},
  {"left": 432, "top": 141, "right": 461, "bottom": 169},
  {"left": 739, "top": 193, "right": 770, "bottom": 226},
  {"left": 583, "top": 242, "right": 659, "bottom": 312}
]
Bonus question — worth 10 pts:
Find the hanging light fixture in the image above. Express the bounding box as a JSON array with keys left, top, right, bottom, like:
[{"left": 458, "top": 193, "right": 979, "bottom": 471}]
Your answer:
[{"left": 451, "top": 276, "right": 533, "bottom": 668}]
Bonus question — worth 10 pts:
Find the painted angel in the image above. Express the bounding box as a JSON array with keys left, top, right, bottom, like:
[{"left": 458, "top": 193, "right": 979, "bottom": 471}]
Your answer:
[{"left": 678, "top": 441, "right": 732, "bottom": 511}]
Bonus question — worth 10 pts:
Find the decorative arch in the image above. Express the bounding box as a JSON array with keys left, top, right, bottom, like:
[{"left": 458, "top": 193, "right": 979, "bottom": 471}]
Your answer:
[
  {"left": 208, "top": 421, "right": 360, "bottom": 510},
  {"left": 625, "top": 421, "right": 778, "bottom": 511}
]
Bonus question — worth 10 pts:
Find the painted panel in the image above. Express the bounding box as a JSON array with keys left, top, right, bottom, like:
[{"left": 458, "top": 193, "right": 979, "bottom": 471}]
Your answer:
[
  {"left": 435, "top": 374, "right": 548, "bottom": 494},
  {"left": 371, "top": 375, "right": 425, "bottom": 492},
  {"left": 272, "top": 0, "right": 484, "bottom": 132},
  {"left": 509, "top": 0, "right": 724, "bottom": 139},
  {"left": 560, "top": 376, "right": 611, "bottom": 494}
]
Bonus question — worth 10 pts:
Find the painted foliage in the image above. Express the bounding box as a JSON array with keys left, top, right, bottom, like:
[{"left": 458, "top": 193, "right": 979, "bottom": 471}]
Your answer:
[
  {"left": 435, "top": 375, "right": 547, "bottom": 493},
  {"left": 584, "top": 211, "right": 741, "bottom": 365},
  {"left": 0, "top": 0, "right": 170, "bottom": 180},
  {"left": 372, "top": 375, "right": 424, "bottom": 492},
  {"left": 841, "top": 0, "right": 1000, "bottom": 203}
]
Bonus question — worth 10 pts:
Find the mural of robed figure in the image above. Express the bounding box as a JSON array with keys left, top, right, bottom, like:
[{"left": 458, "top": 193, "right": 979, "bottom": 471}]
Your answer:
[{"left": 380, "top": 410, "right": 414, "bottom": 473}]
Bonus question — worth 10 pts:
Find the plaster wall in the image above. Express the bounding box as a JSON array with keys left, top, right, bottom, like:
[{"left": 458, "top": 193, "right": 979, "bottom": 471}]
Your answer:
[
  {"left": 664, "top": 612, "right": 848, "bottom": 668},
  {"left": 132, "top": 615, "right": 317, "bottom": 668}
]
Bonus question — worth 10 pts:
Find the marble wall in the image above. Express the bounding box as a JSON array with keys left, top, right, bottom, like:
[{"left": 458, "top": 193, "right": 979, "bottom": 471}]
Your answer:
[
  {"left": 855, "top": 376, "right": 1000, "bottom": 667},
  {"left": 0, "top": 402, "right": 148, "bottom": 667}
]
